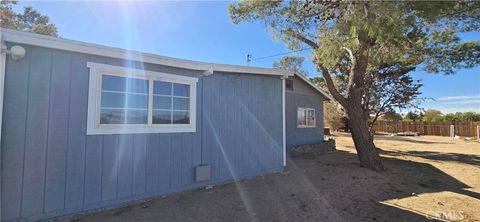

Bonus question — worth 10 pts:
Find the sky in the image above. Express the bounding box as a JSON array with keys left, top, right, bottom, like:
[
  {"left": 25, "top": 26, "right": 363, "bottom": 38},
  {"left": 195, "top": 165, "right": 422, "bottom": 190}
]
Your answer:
[{"left": 13, "top": 1, "right": 480, "bottom": 114}]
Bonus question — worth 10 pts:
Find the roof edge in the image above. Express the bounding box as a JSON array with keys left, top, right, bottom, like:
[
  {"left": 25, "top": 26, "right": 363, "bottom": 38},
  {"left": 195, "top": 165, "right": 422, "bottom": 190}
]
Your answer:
[
  {"left": 0, "top": 28, "right": 292, "bottom": 77},
  {"left": 294, "top": 73, "right": 333, "bottom": 101}
]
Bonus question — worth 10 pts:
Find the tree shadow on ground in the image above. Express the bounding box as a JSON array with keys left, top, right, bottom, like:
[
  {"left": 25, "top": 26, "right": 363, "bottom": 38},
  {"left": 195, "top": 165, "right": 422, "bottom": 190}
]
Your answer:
[
  {"left": 374, "top": 136, "right": 451, "bottom": 145},
  {"left": 379, "top": 149, "right": 480, "bottom": 166},
  {"left": 77, "top": 149, "right": 478, "bottom": 222}
]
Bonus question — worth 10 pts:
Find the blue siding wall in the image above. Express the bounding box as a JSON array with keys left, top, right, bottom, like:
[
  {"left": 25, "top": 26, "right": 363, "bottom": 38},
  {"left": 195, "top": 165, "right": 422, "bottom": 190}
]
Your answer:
[
  {"left": 1, "top": 43, "right": 283, "bottom": 221},
  {"left": 285, "top": 76, "right": 325, "bottom": 148}
]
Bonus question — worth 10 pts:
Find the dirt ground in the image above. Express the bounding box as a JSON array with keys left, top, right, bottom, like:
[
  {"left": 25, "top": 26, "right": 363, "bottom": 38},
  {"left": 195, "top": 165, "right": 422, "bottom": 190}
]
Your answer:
[{"left": 76, "top": 133, "right": 479, "bottom": 222}]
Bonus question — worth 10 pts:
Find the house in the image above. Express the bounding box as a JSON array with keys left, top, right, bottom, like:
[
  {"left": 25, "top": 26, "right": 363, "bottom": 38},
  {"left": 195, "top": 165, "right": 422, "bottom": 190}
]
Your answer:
[{"left": 0, "top": 28, "right": 330, "bottom": 221}]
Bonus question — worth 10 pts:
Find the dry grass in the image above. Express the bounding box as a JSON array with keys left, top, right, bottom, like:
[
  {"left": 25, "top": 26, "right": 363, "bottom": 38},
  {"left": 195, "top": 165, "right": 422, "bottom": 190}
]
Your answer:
[
  {"left": 336, "top": 133, "right": 480, "bottom": 221},
  {"left": 76, "top": 134, "right": 480, "bottom": 222}
]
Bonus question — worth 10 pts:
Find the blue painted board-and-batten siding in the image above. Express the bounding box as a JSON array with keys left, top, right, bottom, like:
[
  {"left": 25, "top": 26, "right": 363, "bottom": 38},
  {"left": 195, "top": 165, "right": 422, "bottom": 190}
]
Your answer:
[
  {"left": 285, "top": 75, "right": 325, "bottom": 148},
  {"left": 1, "top": 43, "right": 283, "bottom": 221}
]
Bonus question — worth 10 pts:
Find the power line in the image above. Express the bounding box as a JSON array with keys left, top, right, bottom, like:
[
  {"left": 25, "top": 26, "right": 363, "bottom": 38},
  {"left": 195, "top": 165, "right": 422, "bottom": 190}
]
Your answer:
[{"left": 246, "top": 47, "right": 313, "bottom": 65}]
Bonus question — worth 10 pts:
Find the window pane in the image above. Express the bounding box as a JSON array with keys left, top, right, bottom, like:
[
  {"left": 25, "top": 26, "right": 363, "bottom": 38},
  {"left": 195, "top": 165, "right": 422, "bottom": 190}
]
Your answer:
[
  {"left": 102, "top": 75, "right": 148, "bottom": 93},
  {"left": 286, "top": 79, "right": 293, "bottom": 90},
  {"left": 153, "top": 110, "right": 172, "bottom": 124},
  {"left": 101, "top": 92, "right": 126, "bottom": 108},
  {"left": 173, "top": 97, "right": 189, "bottom": 110},
  {"left": 153, "top": 81, "right": 172, "bottom": 95},
  {"left": 100, "top": 109, "right": 125, "bottom": 124},
  {"left": 307, "top": 109, "right": 315, "bottom": 126},
  {"left": 173, "top": 111, "right": 189, "bottom": 124},
  {"left": 297, "top": 108, "right": 306, "bottom": 126},
  {"left": 102, "top": 75, "right": 126, "bottom": 92},
  {"left": 127, "top": 94, "right": 148, "bottom": 109},
  {"left": 173, "top": 83, "right": 189, "bottom": 97},
  {"left": 153, "top": 96, "right": 171, "bottom": 110},
  {"left": 127, "top": 78, "right": 148, "bottom": 94},
  {"left": 126, "top": 109, "right": 148, "bottom": 124}
]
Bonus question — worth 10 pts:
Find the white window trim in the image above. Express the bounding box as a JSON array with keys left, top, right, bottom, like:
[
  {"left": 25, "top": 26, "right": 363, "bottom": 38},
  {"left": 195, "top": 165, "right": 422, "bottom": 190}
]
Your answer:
[
  {"left": 297, "top": 107, "right": 316, "bottom": 128},
  {"left": 86, "top": 62, "right": 198, "bottom": 135}
]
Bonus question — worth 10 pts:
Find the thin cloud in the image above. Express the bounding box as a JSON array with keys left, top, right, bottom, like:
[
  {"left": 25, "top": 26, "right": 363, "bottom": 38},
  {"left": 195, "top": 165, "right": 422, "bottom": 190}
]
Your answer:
[
  {"left": 423, "top": 95, "right": 480, "bottom": 113},
  {"left": 436, "top": 95, "right": 480, "bottom": 101}
]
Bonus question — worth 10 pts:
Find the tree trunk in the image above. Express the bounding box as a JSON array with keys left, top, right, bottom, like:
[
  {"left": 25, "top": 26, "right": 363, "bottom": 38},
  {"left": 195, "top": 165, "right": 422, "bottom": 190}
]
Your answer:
[{"left": 346, "top": 105, "right": 385, "bottom": 171}]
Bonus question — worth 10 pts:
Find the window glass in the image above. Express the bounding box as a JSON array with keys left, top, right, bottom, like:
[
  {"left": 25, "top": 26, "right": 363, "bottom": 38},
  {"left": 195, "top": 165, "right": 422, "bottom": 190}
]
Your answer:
[
  {"left": 173, "top": 97, "right": 189, "bottom": 110},
  {"left": 297, "top": 107, "right": 315, "bottom": 127},
  {"left": 100, "top": 75, "right": 148, "bottom": 124},
  {"left": 101, "top": 92, "right": 126, "bottom": 108},
  {"left": 100, "top": 109, "right": 125, "bottom": 124},
  {"left": 153, "top": 96, "right": 171, "bottom": 110},
  {"left": 307, "top": 109, "right": 315, "bottom": 126},
  {"left": 102, "top": 75, "right": 148, "bottom": 93},
  {"left": 286, "top": 79, "right": 294, "bottom": 90},
  {"left": 127, "top": 94, "right": 148, "bottom": 109},
  {"left": 98, "top": 75, "right": 192, "bottom": 126},
  {"left": 126, "top": 110, "right": 148, "bottom": 124},
  {"left": 153, "top": 81, "right": 172, "bottom": 95},
  {"left": 153, "top": 110, "right": 171, "bottom": 124},
  {"left": 297, "top": 108, "right": 306, "bottom": 126},
  {"left": 152, "top": 80, "right": 190, "bottom": 125},
  {"left": 173, "top": 83, "right": 190, "bottom": 97},
  {"left": 173, "top": 111, "right": 189, "bottom": 124}
]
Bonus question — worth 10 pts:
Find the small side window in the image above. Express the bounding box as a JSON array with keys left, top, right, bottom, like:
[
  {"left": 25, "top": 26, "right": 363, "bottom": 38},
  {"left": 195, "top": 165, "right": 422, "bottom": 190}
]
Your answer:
[
  {"left": 285, "top": 79, "right": 293, "bottom": 91},
  {"left": 297, "top": 107, "right": 315, "bottom": 128}
]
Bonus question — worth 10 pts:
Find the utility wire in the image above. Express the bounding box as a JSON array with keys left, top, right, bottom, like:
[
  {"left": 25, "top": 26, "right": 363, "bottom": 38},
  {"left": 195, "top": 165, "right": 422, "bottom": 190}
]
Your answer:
[{"left": 247, "top": 47, "right": 313, "bottom": 64}]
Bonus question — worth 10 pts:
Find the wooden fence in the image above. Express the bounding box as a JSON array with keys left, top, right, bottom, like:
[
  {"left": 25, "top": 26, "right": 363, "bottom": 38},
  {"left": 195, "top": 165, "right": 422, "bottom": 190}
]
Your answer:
[{"left": 373, "top": 120, "right": 480, "bottom": 137}]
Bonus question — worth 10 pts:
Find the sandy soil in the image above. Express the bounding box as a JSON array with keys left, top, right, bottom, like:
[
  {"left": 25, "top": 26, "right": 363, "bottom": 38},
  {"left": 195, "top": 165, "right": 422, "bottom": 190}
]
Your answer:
[{"left": 75, "top": 133, "right": 479, "bottom": 222}]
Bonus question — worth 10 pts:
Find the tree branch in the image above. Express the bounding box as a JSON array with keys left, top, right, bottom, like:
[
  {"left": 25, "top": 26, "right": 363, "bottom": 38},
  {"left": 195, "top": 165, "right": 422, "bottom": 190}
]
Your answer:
[
  {"left": 343, "top": 46, "right": 356, "bottom": 96},
  {"left": 287, "top": 29, "right": 319, "bottom": 49},
  {"left": 318, "top": 65, "right": 348, "bottom": 107},
  {"left": 287, "top": 29, "right": 348, "bottom": 108}
]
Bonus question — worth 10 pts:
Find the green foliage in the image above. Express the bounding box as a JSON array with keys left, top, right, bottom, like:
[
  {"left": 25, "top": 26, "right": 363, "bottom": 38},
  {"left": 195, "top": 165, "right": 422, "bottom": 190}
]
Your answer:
[
  {"left": 229, "top": 0, "right": 479, "bottom": 129},
  {"left": 422, "top": 109, "right": 444, "bottom": 122},
  {"left": 381, "top": 111, "right": 403, "bottom": 122},
  {"left": 229, "top": 1, "right": 480, "bottom": 76},
  {"left": 405, "top": 111, "right": 421, "bottom": 122},
  {"left": 0, "top": 1, "right": 58, "bottom": 37},
  {"left": 458, "top": 112, "right": 480, "bottom": 122},
  {"left": 422, "top": 110, "right": 480, "bottom": 122},
  {"left": 444, "top": 113, "right": 461, "bottom": 122},
  {"left": 324, "top": 101, "right": 345, "bottom": 131},
  {"left": 273, "top": 56, "right": 309, "bottom": 76}
]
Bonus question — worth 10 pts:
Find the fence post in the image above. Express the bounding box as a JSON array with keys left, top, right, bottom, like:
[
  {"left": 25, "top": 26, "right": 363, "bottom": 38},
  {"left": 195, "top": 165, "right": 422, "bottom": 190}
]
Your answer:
[
  {"left": 450, "top": 125, "right": 455, "bottom": 141},
  {"left": 477, "top": 125, "right": 480, "bottom": 142}
]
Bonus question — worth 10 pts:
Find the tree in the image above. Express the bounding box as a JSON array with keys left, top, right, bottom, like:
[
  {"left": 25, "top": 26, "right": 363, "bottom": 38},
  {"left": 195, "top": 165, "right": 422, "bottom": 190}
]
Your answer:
[
  {"left": 273, "top": 56, "right": 346, "bottom": 131},
  {"left": 1, "top": 0, "right": 58, "bottom": 37},
  {"left": 459, "top": 112, "right": 480, "bottom": 122},
  {"left": 405, "top": 111, "right": 421, "bottom": 122},
  {"left": 273, "top": 56, "right": 309, "bottom": 76},
  {"left": 381, "top": 111, "right": 403, "bottom": 122},
  {"left": 364, "top": 68, "right": 422, "bottom": 132},
  {"left": 444, "top": 113, "right": 460, "bottom": 122},
  {"left": 422, "top": 109, "right": 444, "bottom": 122},
  {"left": 229, "top": 1, "right": 480, "bottom": 170}
]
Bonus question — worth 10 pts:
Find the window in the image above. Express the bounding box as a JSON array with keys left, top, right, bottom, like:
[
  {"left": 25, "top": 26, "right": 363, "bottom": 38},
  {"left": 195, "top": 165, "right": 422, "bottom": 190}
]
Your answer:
[
  {"left": 87, "top": 62, "right": 197, "bottom": 135},
  {"left": 285, "top": 79, "right": 294, "bottom": 91},
  {"left": 297, "top": 107, "right": 315, "bottom": 128}
]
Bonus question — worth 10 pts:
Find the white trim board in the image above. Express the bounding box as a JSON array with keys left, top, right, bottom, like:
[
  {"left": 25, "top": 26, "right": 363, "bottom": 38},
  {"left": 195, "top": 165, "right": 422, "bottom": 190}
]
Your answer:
[
  {"left": 0, "top": 39, "right": 6, "bottom": 220},
  {"left": 282, "top": 78, "right": 286, "bottom": 167},
  {"left": 0, "top": 28, "right": 292, "bottom": 77}
]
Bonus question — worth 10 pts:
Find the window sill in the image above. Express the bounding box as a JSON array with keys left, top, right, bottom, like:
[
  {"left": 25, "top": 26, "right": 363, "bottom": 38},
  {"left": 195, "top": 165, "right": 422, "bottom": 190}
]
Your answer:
[
  {"left": 297, "top": 125, "right": 316, "bottom": 129},
  {"left": 87, "top": 125, "right": 196, "bottom": 135}
]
